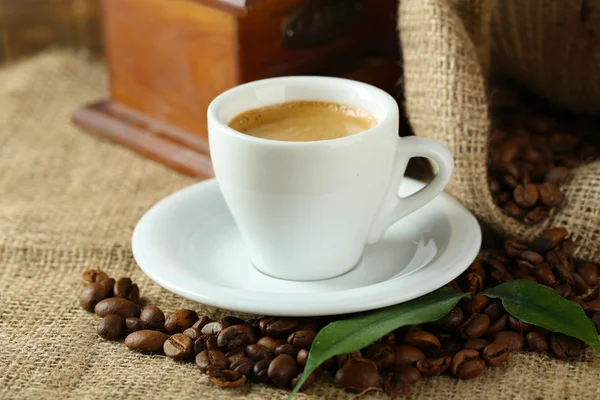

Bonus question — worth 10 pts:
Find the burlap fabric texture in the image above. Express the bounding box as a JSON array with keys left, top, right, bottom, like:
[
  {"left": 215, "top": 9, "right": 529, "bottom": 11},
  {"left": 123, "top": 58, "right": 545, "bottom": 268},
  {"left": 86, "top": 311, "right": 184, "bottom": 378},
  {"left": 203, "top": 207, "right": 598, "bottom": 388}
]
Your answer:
[
  {"left": 399, "top": 0, "right": 600, "bottom": 263},
  {"left": 1, "top": 50, "right": 600, "bottom": 399}
]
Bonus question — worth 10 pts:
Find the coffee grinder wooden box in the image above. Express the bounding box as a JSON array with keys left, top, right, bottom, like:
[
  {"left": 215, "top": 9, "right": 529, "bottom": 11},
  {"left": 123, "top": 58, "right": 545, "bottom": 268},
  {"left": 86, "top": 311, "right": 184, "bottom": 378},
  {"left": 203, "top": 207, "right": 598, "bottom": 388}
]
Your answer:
[{"left": 73, "top": 0, "right": 401, "bottom": 178}]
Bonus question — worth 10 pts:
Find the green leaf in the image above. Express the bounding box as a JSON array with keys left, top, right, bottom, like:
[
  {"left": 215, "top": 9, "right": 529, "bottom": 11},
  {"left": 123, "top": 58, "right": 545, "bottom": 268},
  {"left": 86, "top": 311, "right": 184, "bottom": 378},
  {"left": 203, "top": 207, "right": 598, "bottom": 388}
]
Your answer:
[
  {"left": 482, "top": 280, "right": 600, "bottom": 354},
  {"left": 288, "top": 288, "right": 468, "bottom": 399}
]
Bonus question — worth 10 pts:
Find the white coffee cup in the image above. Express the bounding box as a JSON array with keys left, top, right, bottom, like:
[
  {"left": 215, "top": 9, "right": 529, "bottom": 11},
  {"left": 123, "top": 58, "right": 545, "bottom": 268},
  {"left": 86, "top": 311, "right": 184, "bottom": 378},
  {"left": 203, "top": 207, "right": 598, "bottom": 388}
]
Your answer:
[{"left": 207, "top": 76, "right": 454, "bottom": 281}]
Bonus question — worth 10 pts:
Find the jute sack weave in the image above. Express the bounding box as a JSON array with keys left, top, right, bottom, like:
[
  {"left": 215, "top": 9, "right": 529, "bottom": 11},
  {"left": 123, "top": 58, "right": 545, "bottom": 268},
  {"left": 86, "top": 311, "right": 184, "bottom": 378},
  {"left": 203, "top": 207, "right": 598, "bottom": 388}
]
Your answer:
[{"left": 399, "top": 0, "right": 600, "bottom": 263}]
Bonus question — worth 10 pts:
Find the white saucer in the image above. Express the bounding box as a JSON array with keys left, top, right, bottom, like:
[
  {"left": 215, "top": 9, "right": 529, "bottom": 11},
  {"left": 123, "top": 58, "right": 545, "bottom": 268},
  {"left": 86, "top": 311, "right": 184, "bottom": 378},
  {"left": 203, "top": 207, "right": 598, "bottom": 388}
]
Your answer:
[{"left": 132, "top": 178, "right": 481, "bottom": 316}]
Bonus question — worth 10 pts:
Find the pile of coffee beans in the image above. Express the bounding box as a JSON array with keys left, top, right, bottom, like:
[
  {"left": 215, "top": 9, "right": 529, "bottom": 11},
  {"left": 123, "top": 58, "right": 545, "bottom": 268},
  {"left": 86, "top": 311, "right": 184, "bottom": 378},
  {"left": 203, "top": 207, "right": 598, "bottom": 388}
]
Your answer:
[
  {"left": 78, "top": 227, "right": 599, "bottom": 395},
  {"left": 487, "top": 99, "right": 599, "bottom": 224}
]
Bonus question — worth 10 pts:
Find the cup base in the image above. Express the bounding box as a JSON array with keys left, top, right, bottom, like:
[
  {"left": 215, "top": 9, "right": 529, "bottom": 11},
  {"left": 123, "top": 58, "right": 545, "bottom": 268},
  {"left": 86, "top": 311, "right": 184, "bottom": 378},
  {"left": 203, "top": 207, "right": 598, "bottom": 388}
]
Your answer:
[{"left": 249, "top": 255, "right": 363, "bottom": 282}]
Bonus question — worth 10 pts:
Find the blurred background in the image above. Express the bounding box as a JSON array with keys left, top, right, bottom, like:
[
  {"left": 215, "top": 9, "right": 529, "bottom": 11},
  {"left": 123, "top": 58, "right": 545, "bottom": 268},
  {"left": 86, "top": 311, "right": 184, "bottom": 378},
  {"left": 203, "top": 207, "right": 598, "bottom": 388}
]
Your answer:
[{"left": 0, "top": 0, "right": 102, "bottom": 63}]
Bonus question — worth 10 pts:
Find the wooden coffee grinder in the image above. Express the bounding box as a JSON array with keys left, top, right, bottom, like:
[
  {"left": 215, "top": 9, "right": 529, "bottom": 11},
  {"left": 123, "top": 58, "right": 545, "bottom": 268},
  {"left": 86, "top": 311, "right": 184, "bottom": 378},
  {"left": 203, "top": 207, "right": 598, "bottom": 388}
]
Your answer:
[{"left": 73, "top": 0, "right": 401, "bottom": 178}]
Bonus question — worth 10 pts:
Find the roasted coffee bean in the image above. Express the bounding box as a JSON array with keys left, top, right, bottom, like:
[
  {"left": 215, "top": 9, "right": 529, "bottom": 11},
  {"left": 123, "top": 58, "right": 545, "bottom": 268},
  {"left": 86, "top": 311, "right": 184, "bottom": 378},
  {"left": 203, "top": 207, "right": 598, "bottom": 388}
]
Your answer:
[
  {"left": 256, "top": 337, "right": 283, "bottom": 354},
  {"left": 81, "top": 269, "right": 109, "bottom": 286},
  {"left": 182, "top": 327, "right": 202, "bottom": 341},
  {"left": 592, "top": 312, "right": 600, "bottom": 334},
  {"left": 335, "top": 359, "right": 380, "bottom": 393},
  {"left": 336, "top": 350, "right": 362, "bottom": 368},
  {"left": 95, "top": 297, "right": 140, "bottom": 318},
  {"left": 402, "top": 330, "right": 441, "bottom": 349},
  {"left": 572, "top": 273, "right": 590, "bottom": 295},
  {"left": 550, "top": 132, "right": 579, "bottom": 153},
  {"left": 488, "top": 176, "right": 502, "bottom": 194},
  {"left": 275, "top": 343, "right": 299, "bottom": 358},
  {"left": 207, "top": 368, "right": 246, "bottom": 388},
  {"left": 113, "top": 278, "right": 140, "bottom": 304},
  {"left": 483, "top": 257, "right": 507, "bottom": 273},
  {"left": 486, "top": 314, "right": 509, "bottom": 337},
  {"left": 495, "top": 192, "right": 511, "bottom": 205},
  {"left": 139, "top": 306, "right": 165, "bottom": 330},
  {"left": 504, "top": 238, "right": 528, "bottom": 258},
  {"left": 513, "top": 183, "right": 539, "bottom": 208},
  {"left": 502, "top": 174, "right": 519, "bottom": 189},
  {"left": 164, "top": 309, "right": 199, "bottom": 334},
  {"left": 125, "top": 317, "right": 145, "bottom": 332},
  {"left": 268, "top": 354, "right": 298, "bottom": 389},
  {"left": 534, "top": 227, "right": 568, "bottom": 252},
  {"left": 125, "top": 330, "right": 170, "bottom": 352},
  {"left": 554, "top": 284, "right": 573, "bottom": 298},
  {"left": 516, "top": 259, "right": 535, "bottom": 269},
  {"left": 583, "top": 300, "right": 600, "bottom": 313},
  {"left": 524, "top": 206, "right": 549, "bottom": 225},
  {"left": 291, "top": 372, "right": 316, "bottom": 392},
  {"left": 451, "top": 349, "right": 484, "bottom": 379},
  {"left": 516, "top": 268, "right": 534, "bottom": 279},
  {"left": 568, "top": 295, "right": 584, "bottom": 305},
  {"left": 465, "top": 272, "right": 484, "bottom": 296},
  {"left": 259, "top": 317, "right": 299, "bottom": 338},
  {"left": 363, "top": 344, "right": 395, "bottom": 370},
  {"left": 344, "top": 357, "right": 378, "bottom": 370},
  {"left": 164, "top": 333, "right": 193, "bottom": 360},
  {"left": 482, "top": 300, "right": 505, "bottom": 321},
  {"left": 447, "top": 280, "right": 463, "bottom": 291},
  {"left": 384, "top": 366, "right": 420, "bottom": 396},
  {"left": 535, "top": 263, "right": 557, "bottom": 286},
  {"left": 435, "top": 334, "right": 462, "bottom": 356},
  {"left": 245, "top": 344, "right": 273, "bottom": 362},
  {"left": 503, "top": 201, "right": 523, "bottom": 219},
  {"left": 458, "top": 314, "right": 490, "bottom": 339},
  {"left": 465, "top": 295, "right": 491, "bottom": 315},
  {"left": 508, "top": 315, "right": 532, "bottom": 333},
  {"left": 296, "top": 348, "right": 308, "bottom": 367},
  {"left": 287, "top": 330, "right": 316, "bottom": 350},
  {"left": 195, "top": 350, "right": 229, "bottom": 373},
  {"left": 550, "top": 333, "right": 582, "bottom": 359},
  {"left": 297, "top": 318, "right": 319, "bottom": 332},
  {"left": 558, "top": 239, "right": 576, "bottom": 256},
  {"left": 97, "top": 315, "right": 125, "bottom": 340},
  {"left": 393, "top": 345, "right": 425, "bottom": 365},
  {"left": 253, "top": 360, "right": 271, "bottom": 383},
  {"left": 217, "top": 324, "right": 257, "bottom": 352},
  {"left": 463, "top": 338, "right": 490, "bottom": 352},
  {"left": 194, "top": 334, "right": 218, "bottom": 354},
  {"left": 416, "top": 356, "right": 451, "bottom": 375},
  {"left": 225, "top": 346, "right": 246, "bottom": 364},
  {"left": 482, "top": 341, "right": 510, "bottom": 366},
  {"left": 577, "top": 263, "right": 599, "bottom": 287},
  {"left": 381, "top": 332, "right": 397, "bottom": 346},
  {"left": 526, "top": 332, "right": 549, "bottom": 352},
  {"left": 431, "top": 306, "right": 463, "bottom": 332},
  {"left": 519, "top": 250, "right": 544, "bottom": 265},
  {"left": 392, "top": 364, "right": 421, "bottom": 384},
  {"left": 490, "top": 270, "right": 514, "bottom": 284},
  {"left": 201, "top": 321, "right": 226, "bottom": 336},
  {"left": 78, "top": 279, "right": 115, "bottom": 312},
  {"left": 494, "top": 331, "right": 524, "bottom": 351},
  {"left": 230, "top": 357, "right": 254, "bottom": 377},
  {"left": 545, "top": 166, "right": 570, "bottom": 184},
  {"left": 192, "top": 316, "right": 211, "bottom": 330},
  {"left": 221, "top": 316, "right": 245, "bottom": 327}
]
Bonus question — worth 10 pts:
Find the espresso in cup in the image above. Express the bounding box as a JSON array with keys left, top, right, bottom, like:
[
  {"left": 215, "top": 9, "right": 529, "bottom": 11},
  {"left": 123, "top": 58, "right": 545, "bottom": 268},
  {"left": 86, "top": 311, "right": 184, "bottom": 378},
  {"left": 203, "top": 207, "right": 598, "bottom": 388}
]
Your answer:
[{"left": 227, "top": 101, "right": 377, "bottom": 142}]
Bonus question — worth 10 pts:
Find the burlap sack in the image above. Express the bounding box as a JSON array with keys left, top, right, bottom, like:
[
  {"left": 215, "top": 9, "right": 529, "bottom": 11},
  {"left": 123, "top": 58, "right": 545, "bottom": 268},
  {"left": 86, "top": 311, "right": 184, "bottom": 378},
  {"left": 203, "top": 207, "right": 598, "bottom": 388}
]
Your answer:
[
  {"left": 2, "top": 49, "right": 600, "bottom": 399},
  {"left": 399, "top": 0, "right": 600, "bottom": 263}
]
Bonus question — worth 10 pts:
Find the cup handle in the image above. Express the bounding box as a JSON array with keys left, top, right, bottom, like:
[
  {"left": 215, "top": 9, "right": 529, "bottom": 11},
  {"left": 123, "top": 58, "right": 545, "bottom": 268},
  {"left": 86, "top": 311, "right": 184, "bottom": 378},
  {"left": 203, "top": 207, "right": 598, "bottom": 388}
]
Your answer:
[{"left": 367, "top": 136, "right": 455, "bottom": 244}]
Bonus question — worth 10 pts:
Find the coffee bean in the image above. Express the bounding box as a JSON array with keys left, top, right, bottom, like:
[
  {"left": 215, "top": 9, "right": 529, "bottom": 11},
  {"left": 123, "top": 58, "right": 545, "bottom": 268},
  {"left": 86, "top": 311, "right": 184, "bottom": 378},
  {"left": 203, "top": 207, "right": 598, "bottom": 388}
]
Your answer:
[
  {"left": 192, "top": 316, "right": 211, "bottom": 330},
  {"left": 550, "top": 333, "right": 582, "bottom": 359},
  {"left": 268, "top": 354, "right": 298, "bottom": 389},
  {"left": 463, "top": 338, "right": 490, "bottom": 351},
  {"left": 488, "top": 176, "right": 501, "bottom": 194},
  {"left": 554, "top": 283, "right": 573, "bottom": 298},
  {"left": 335, "top": 359, "right": 380, "bottom": 393},
  {"left": 97, "top": 315, "right": 125, "bottom": 340},
  {"left": 451, "top": 349, "right": 484, "bottom": 379},
  {"left": 465, "top": 295, "right": 491, "bottom": 315},
  {"left": 486, "top": 314, "right": 509, "bottom": 337},
  {"left": 577, "top": 263, "right": 599, "bottom": 287},
  {"left": 535, "top": 263, "right": 557, "bottom": 286},
  {"left": 494, "top": 331, "right": 524, "bottom": 351},
  {"left": 225, "top": 346, "right": 246, "bottom": 364},
  {"left": 402, "top": 330, "right": 441, "bottom": 349},
  {"left": 363, "top": 344, "right": 395, "bottom": 370},
  {"left": 415, "top": 356, "right": 451, "bottom": 375},
  {"left": 482, "top": 300, "right": 505, "bottom": 321},
  {"left": 508, "top": 315, "right": 532, "bottom": 333},
  {"left": 558, "top": 238, "right": 576, "bottom": 256},
  {"left": 393, "top": 345, "right": 425, "bottom": 365},
  {"left": 572, "top": 273, "right": 590, "bottom": 295},
  {"left": 526, "top": 332, "right": 549, "bottom": 352},
  {"left": 381, "top": 332, "right": 397, "bottom": 346},
  {"left": 164, "top": 333, "right": 193, "bottom": 360},
  {"left": 457, "top": 314, "right": 490, "bottom": 339},
  {"left": 434, "top": 334, "right": 462, "bottom": 357},
  {"left": 287, "top": 330, "right": 316, "bottom": 350},
  {"left": 125, "top": 317, "right": 145, "bottom": 332},
  {"left": 290, "top": 371, "right": 316, "bottom": 392},
  {"left": 520, "top": 250, "right": 544, "bottom": 265},
  {"left": 545, "top": 166, "right": 570, "bottom": 184},
  {"left": 230, "top": 357, "right": 254, "bottom": 377},
  {"left": 113, "top": 278, "right": 140, "bottom": 304},
  {"left": 482, "top": 341, "right": 510, "bottom": 366},
  {"left": 524, "top": 206, "right": 549, "bottom": 225},
  {"left": 194, "top": 334, "right": 219, "bottom": 354},
  {"left": 182, "top": 327, "right": 203, "bottom": 341},
  {"left": 384, "top": 365, "right": 420, "bottom": 396},
  {"left": 336, "top": 350, "right": 362, "bottom": 368},
  {"left": 465, "top": 272, "right": 485, "bottom": 296},
  {"left": 296, "top": 349, "right": 308, "bottom": 367},
  {"left": 592, "top": 312, "right": 600, "bottom": 334},
  {"left": 139, "top": 306, "right": 165, "bottom": 330},
  {"left": 81, "top": 269, "right": 109, "bottom": 286},
  {"left": 94, "top": 297, "right": 140, "bottom": 318},
  {"left": 201, "top": 321, "right": 226, "bottom": 336},
  {"left": 494, "top": 192, "right": 511, "bottom": 205},
  {"left": 217, "top": 324, "right": 257, "bottom": 352},
  {"left": 524, "top": 114, "right": 555, "bottom": 133},
  {"left": 125, "top": 330, "right": 170, "bottom": 352},
  {"left": 221, "top": 316, "right": 245, "bottom": 327},
  {"left": 246, "top": 344, "right": 273, "bottom": 362},
  {"left": 253, "top": 360, "right": 271, "bottom": 383},
  {"left": 503, "top": 201, "right": 524, "bottom": 219},
  {"left": 256, "top": 336, "right": 283, "bottom": 354},
  {"left": 431, "top": 306, "right": 463, "bottom": 331},
  {"left": 583, "top": 300, "right": 600, "bottom": 313},
  {"left": 165, "top": 309, "right": 199, "bottom": 334},
  {"left": 78, "top": 279, "right": 115, "bottom": 312},
  {"left": 392, "top": 364, "right": 421, "bottom": 384},
  {"left": 275, "top": 343, "right": 299, "bottom": 358},
  {"left": 513, "top": 183, "right": 539, "bottom": 208},
  {"left": 195, "top": 350, "right": 229, "bottom": 373},
  {"left": 259, "top": 318, "right": 299, "bottom": 339},
  {"left": 504, "top": 238, "right": 528, "bottom": 258},
  {"left": 207, "top": 368, "right": 246, "bottom": 388},
  {"left": 549, "top": 132, "right": 579, "bottom": 153},
  {"left": 534, "top": 227, "right": 568, "bottom": 252}
]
